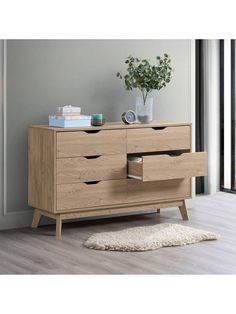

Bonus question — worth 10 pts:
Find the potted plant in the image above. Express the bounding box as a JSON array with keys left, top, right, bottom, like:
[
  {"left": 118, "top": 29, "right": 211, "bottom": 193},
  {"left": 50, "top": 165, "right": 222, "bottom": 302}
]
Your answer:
[{"left": 117, "top": 54, "right": 172, "bottom": 123}]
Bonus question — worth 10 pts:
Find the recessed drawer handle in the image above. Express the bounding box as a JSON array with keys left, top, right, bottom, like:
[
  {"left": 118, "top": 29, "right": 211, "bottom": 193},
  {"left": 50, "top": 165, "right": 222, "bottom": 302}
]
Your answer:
[
  {"left": 84, "top": 181, "right": 100, "bottom": 185},
  {"left": 84, "top": 130, "right": 101, "bottom": 134},
  {"left": 166, "top": 153, "right": 185, "bottom": 157},
  {"left": 151, "top": 127, "right": 167, "bottom": 131},
  {"left": 84, "top": 155, "right": 101, "bottom": 159}
]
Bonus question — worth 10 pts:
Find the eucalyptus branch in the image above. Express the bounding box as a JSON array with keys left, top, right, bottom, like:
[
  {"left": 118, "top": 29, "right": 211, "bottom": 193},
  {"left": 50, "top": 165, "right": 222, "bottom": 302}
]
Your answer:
[
  {"left": 144, "top": 90, "right": 151, "bottom": 105},
  {"left": 117, "top": 54, "right": 172, "bottom": 103},
  {"left": 141, "top": 89, "right": 146, "bottom": 105}
]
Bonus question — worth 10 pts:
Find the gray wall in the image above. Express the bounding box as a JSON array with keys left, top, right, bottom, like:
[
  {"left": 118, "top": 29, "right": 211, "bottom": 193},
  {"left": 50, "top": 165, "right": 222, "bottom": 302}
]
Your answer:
[{"left": 0, "top": 39, "right": 192, "bottom": 229}]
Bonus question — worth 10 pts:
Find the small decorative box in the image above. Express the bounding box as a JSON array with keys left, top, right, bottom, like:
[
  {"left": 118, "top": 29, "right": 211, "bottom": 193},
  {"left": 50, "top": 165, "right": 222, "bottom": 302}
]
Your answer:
[{"left": 56, "top": 105, "right": 81, "bottom": 114}]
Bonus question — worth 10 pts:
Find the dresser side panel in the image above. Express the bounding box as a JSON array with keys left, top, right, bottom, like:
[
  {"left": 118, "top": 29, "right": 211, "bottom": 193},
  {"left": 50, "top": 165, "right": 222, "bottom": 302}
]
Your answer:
[{"left": 28, "top": 127, "right": 56, "bottom": 212}]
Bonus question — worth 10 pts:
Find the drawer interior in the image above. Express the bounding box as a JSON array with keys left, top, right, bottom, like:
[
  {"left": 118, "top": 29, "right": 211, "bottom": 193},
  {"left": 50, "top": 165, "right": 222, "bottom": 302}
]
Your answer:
[{"left": 128, "top": 151, "right": 208, "bottom": 181}]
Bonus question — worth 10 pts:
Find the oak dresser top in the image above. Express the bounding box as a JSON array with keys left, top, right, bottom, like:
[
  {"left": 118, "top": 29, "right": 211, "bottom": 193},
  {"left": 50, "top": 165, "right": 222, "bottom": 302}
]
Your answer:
[{"left": 29, "top": 121, "right": 191, "bottom": 132}]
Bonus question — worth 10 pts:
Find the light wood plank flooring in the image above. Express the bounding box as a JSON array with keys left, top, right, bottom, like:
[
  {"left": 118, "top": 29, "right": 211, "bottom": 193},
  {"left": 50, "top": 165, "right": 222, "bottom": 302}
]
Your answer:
[{"left": 0, "top": 192, "right": 236, "bottom": 274}]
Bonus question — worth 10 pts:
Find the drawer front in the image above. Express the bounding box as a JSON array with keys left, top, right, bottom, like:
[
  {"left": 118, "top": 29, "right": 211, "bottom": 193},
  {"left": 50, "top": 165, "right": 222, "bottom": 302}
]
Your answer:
[
  {"left": 127, "top": 178, "right": 191, "bottom": 203},
  {"left": 56, "top": 180, "right": 127, "bottom": 211},
  {"left": 127, "top": 126, "right": 191, "bottom": 153},
  {"left": 57, "top": 130, "right": 126, "bottom": 157},
  {"left": 57, "top": 155, "right": 127, "bottom": 184},
  {"left": 128, "top": 152, "right": 208, "bottom": 181}
]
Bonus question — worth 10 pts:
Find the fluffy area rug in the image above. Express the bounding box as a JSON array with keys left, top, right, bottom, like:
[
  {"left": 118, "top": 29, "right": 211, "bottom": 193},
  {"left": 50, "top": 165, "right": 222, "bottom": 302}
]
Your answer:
[{"left": 83, "top": 223, "right": 219, "bottom": 252}]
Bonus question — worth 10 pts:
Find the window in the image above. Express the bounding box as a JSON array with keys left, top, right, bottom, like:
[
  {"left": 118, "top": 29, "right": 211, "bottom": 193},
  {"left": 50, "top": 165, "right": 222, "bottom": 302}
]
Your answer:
[
  {"left": 195, "top": 40, "right": 205, "bottom": 194},
  {"left": 220, "top": 39, "right": 236, "bottom": 192}
]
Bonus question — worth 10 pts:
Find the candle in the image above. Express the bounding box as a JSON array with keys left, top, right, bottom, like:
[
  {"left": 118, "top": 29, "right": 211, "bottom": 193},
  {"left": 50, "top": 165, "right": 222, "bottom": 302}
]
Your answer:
[
  {"left": 92, "top": 113, "right": 104, "bottom": 126},
  {"left": 92, "top": 114, "right": 103, "bottom": 120}
]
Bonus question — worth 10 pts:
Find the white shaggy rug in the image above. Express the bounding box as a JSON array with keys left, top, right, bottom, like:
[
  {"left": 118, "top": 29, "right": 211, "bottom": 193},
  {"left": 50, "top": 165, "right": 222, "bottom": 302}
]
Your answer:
[{"left": 83, "top": 223, "right": 219, "bottom": 252}]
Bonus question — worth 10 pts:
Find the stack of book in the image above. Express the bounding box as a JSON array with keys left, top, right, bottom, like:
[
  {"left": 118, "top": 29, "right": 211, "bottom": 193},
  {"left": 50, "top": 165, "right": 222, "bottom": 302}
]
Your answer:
[{"left": 49, "top": 105, "right": 91, "bottom": 128}]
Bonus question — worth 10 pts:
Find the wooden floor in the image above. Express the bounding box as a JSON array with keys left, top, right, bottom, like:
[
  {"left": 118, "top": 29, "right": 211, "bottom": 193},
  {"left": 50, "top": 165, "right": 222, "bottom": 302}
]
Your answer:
[{"left": 0, "top": 192, "right": 236, "bottom": 274}]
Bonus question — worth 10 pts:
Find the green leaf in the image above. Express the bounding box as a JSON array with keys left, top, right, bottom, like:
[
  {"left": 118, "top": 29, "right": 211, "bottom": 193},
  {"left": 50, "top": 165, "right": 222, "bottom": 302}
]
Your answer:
[{"left": 117, "top": 53, "right": 172, "bottom": 93}]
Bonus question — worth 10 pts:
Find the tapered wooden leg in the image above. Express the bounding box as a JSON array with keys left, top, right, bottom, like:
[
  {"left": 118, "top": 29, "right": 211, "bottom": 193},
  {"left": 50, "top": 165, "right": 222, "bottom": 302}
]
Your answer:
[
  {"left": 156, "top": 208, "right": 160, "bottom": 214},
  {"left": 178, "top": 200, "right": 189, "bottom": 220},
  {"left": 32, "top": 209, "right": 41, "bottom": 228},
  {"left": 56, "top": 216, "right": 62, "bottom": 239}
]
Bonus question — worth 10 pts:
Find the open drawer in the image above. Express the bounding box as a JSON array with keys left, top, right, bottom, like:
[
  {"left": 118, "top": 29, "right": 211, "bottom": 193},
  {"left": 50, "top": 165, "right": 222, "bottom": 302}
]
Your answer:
[{"left": 128, "top": 152, "right": 208, "bottom": 182}]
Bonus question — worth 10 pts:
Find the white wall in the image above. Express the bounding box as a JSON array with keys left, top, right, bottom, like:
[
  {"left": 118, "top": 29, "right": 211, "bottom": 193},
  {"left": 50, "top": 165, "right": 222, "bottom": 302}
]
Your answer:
[{"left": 0, "top": 39, "right": 194, "bottom": 229}]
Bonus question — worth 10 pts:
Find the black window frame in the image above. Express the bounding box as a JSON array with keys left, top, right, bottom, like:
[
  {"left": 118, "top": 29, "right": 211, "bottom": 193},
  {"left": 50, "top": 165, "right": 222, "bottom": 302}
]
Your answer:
[
  {"left": 220, "top": 39, "right": 236, "bottom": 193},
  {"left": 195, "top": 39, "right": 205, "bottom": 194}
]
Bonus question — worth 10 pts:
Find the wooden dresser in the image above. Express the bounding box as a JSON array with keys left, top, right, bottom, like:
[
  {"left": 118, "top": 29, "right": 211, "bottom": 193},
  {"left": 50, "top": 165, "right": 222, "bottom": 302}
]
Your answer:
[{"left": 28, "top": 121, "right": 207, "bottom": 238}]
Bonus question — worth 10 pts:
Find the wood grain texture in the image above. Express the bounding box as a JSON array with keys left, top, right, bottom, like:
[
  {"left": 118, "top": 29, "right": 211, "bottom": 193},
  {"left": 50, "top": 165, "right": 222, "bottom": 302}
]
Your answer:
[
  {"left": 36, "top": 200, "right": 185, "bottom": 221},
  {"left": 128, "top": 152, "right": 208, "bottom": 181},
  {"left": 53, "top": 198, "right": 189, "bottom": 214},
  {"left": 57, "top": 200, "right": 184, "bottom": 220},
  {"left": 56, "top": 178, "right": 191, "bottom": 212},
  {"left": 57, "top": 130, "right": 126, "bottom": 157},
  {"left": 30, "top": 120, "right": 191, "bottom": 132},
  {"left": 29, "top": 199, "right": 187, "bottom": 237},
  {"left": 57, "top": 155, "right": 127, "bottom": 184},
  {"left": 0, "top": 192, "right": 234, "bottom": 274},
  {"left": 56, "top": 216, "right": 62, "bottom": 238},
  {"left": 28, "top": 123, "right": 200, "bottom": 231},
  {"left": 28, "top": 127, "right": 56, "bottom": 212},
  {"left": 127, "top": 178, "right": 191, "bottom": 203},
  {"left": 143, "top": 152, "right": 207, "bottom": 181},
  {"left": 127, "top": 126, "right": 191, "bottom": 153},
  {"left": 178, "top": 199, "right": 189, "bottom": 220},
  {"left": 31, "top": 210, "right": 41, "bottom": 228},
  {"left": 56, "top": 180, "right": 128, "bottom": 211}
]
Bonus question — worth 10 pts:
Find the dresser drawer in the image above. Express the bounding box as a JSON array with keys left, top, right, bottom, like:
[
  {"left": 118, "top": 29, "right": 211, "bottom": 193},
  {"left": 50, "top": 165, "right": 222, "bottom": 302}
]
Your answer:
[
  {"left": 57, "top": 130, "right": 126, "bottom": 157},
  {"left": 127, "top": 178, "right": 191, "bottom": 203},
  {"left": 128, "top": 152, "right": 207, "bottom": 181},
  {"left": 57, "top": 155, "right": 127, "bottom": 184},
  {"left": 127, "top": 126, "right": 191, "bottom": 153},
  {"left": 56, "top": 180, "right": 127, "bottom": 211}
]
